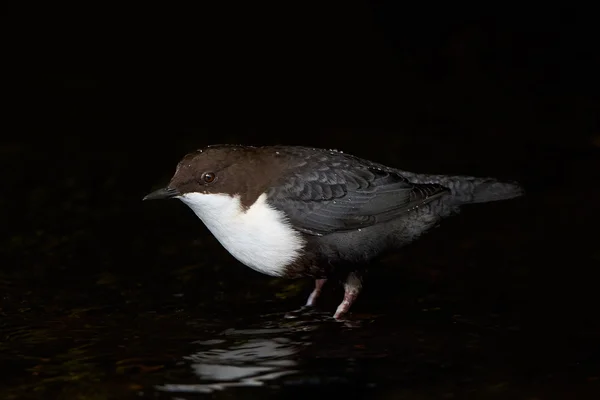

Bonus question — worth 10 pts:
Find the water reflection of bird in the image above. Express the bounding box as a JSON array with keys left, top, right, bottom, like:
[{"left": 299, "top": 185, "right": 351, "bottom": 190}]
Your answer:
[{"left": 157, "top": 327, "right": 307, "bottom": 394}]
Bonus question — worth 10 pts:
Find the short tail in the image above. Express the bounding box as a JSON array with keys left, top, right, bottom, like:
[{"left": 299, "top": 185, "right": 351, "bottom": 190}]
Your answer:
[
  {"left": 453, "top": 177, "right": 524, "bottom": 204},
  {"left": 402, "top": 171, "right": 524, "bottom": 205}
]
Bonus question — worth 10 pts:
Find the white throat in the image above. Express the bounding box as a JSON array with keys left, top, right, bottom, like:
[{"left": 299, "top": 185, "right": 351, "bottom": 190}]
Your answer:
[{"left": 178, "top": 192, "right": 305, "bottom": 277}]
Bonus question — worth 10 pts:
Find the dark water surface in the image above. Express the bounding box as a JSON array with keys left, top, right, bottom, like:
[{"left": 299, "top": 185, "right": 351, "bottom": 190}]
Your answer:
[{"left": 1, "top": 132, "right": 599, "bottom": 399}]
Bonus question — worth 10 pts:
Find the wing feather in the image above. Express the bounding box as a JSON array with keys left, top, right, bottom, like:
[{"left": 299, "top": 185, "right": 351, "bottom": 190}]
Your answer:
[{"left": 265, "top": 148, "right": 449, "bottom": 236}]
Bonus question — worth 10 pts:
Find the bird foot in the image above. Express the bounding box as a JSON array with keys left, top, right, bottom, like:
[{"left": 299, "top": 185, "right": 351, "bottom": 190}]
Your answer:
[
  {"left": 305, "top": 278, "right": 327, "bottom": 307},
  {"left": 333, "top": 290, "right": 359, "bottom": 319},
  {"left": 333, "top": 272, "right": 362, "bottom": 320}
]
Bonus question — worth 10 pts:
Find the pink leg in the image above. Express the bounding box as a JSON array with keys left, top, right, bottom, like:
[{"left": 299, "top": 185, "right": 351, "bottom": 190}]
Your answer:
[
  {"left": 333, "top": 273, "right": 362, "bottom": 319},
  {"left": 305, "top": 278, "right": 327, "bottom": 306}
]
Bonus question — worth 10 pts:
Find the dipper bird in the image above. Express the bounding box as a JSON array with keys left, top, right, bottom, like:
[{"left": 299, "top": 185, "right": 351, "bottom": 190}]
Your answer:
[{"left": 144, "top": 145, "right": 523, "bottom": 319}]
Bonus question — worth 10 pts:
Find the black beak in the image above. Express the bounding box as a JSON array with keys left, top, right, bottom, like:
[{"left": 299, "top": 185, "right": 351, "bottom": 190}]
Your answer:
[{"left": 143, "top": 187, "right": 180, "bottom": 201}]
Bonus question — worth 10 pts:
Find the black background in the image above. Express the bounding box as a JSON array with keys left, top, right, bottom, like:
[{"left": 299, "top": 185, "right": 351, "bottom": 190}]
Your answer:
[{"left": 2, "top": 2, "right": 599, "bottom": 399}]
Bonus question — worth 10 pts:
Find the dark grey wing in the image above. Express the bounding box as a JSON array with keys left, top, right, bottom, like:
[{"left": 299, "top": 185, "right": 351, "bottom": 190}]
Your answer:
[{"left": 266, "top": 159, "right": 449, "bottom": 236}]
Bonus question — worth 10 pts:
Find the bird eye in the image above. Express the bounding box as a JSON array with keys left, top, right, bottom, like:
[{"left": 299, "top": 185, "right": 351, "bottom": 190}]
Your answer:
[{"left": 202, "top": 172, "right": 216, "bottom": 183}]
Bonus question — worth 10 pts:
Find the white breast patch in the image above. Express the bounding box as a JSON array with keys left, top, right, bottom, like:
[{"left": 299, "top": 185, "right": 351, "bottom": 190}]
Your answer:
[{"left": 178, "top": 192, "right": 305, "bottom": 277}]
